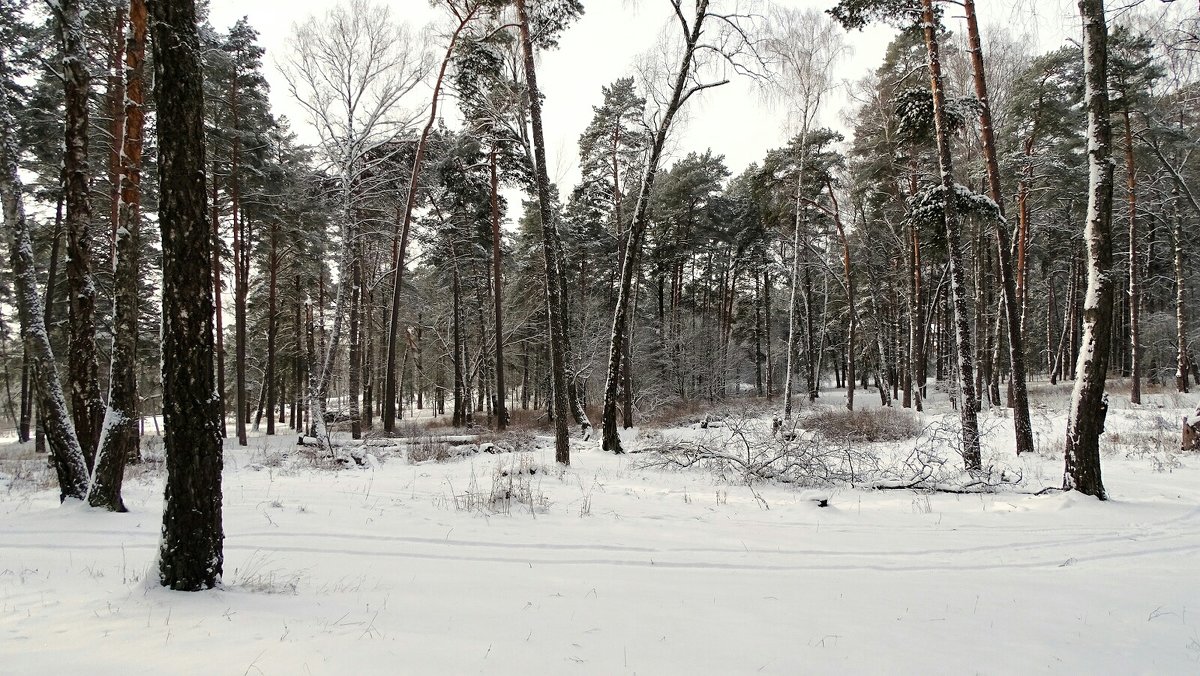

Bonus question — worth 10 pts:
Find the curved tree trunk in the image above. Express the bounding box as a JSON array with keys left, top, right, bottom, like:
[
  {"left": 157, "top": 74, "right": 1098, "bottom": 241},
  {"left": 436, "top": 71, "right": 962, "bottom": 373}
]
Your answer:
[
  {"left": 602, "top": 0, "right": 718, "bottom": 453},
  {"left": 2, "top": 73, "right": 90, "bottom": 502}
]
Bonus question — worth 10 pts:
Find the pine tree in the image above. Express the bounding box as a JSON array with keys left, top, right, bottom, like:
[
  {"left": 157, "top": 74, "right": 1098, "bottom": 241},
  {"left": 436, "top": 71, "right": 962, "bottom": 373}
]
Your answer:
[{"left": 152, "top": 0, "right": 225, "bottom": 590}]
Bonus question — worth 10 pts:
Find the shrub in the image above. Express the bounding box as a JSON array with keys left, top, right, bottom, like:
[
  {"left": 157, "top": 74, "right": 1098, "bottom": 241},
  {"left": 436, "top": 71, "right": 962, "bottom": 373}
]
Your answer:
[{"left": 800, "top": 407, "right": 921, "bottom": 443}]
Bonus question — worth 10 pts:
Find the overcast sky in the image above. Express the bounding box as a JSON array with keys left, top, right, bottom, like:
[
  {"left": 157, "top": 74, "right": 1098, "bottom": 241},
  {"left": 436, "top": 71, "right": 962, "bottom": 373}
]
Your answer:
[{"left": 206, "top": 0, "right": 1089, "bottom": 193}]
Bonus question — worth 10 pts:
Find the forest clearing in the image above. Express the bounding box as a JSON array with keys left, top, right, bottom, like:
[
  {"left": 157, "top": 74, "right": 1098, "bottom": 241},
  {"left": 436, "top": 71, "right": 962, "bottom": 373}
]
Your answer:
[
  {"left": 2, "top": 0, "right": 1200, "bottom": 672},
  {"left": 2, "top": 384, "right": 1199, "bottom": 673}
]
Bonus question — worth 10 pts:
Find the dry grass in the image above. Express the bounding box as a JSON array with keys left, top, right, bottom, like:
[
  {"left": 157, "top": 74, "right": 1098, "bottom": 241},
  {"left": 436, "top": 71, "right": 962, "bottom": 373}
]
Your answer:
[{"left": 800, "top": 407, "right": 921, "bottom": 443}]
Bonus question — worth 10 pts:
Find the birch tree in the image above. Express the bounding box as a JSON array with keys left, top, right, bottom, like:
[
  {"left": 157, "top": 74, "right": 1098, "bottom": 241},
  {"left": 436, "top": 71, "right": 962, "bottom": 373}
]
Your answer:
[
  {"left": 763, "top": 6, "right": 844, "bottom": 417},
  {"left": 281, "top": 0, "right": 429, "bottom": 448},
  {"left": 1063, "top": 0, "right": 1115, "bottom": 500}
]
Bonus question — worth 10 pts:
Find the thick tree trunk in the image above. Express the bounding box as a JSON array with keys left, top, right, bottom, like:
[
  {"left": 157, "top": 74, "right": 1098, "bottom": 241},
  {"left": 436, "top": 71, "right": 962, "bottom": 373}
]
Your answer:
[
  {"left": 516, "top": 0, "right": 573, "bottom": 463},
  {"left": 58, "top": 0, "right": 104, "bottom": 463},
  {"left": 90, "top": 0, "right": 147, "bottom": 511},
  {"left": 2, "top": 76, "right": 90, "bottom": 502},
  {"left": 921, "top": 0, "right": 982, "bottom": 470},
  {"left": 151, "top": 0, "right": 225, "bottom": 589},
  {"left": 1063, "top": 0, "right": 1114, "bottom": 500}
]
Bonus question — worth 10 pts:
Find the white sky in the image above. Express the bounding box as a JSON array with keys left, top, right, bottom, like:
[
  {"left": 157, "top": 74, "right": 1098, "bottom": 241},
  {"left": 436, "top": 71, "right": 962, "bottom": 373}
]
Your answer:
[{"left": 207, "top": 0, "right": 1083, "bottom": 194}]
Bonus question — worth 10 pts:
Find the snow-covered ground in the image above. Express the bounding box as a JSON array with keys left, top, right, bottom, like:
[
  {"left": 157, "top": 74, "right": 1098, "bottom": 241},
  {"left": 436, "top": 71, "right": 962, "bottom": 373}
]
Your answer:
[{"left": 2, "top": 385, "right": 1199, "bottom": 674}]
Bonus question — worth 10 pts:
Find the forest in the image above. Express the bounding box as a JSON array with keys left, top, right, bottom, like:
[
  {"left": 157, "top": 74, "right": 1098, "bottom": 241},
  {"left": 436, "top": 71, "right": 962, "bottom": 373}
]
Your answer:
[{"left": 1, "top": 0, "right": 1199, "bottom": 672}]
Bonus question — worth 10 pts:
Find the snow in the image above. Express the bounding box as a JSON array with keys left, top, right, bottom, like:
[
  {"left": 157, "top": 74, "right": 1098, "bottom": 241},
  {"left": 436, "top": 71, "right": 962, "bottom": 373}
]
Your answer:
[{"left": 1, "top": 389, "right": 1199, "bottom": 673}]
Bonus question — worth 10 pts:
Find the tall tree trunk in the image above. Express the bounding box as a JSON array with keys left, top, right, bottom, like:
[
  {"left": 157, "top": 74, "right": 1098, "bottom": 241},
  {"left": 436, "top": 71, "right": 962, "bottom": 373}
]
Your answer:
[
  {"left": 151, "top": 0, "right": 225, "bottom": 589},
  {"left": 1172, "top": 190, "right": 1189, "bottom": 393},
  {"left": 964, "top": 0, "right": 1034, "bottom": 455},
  {"left": 490, "top": 147, "right": 507, "bottom": 430},
  {"left": 921, "top": 0, "right": 982, "bottom": 470},
  {"left": 58, "top": 0, "right": 104, "bottom": 464},
  {"left": 231, "top": 80, "right": 247, "bottom": 447},
  {"left": 1064, "top": 0, "right": 1114, "bottom": 500},
  {"left": 829, "top": 179, "right": 856, "bottom": 411},
  {"left": 382, "top": 6, "right": 478, "bottom": 432},
  {"left": 349, "top": 241, "right": 361, "bottom": 440},
  {"left": 2, "top": 73, "right": 90, "bottom": 501},
  {"left": 516, "top": 0, "right": 572, "bottom": 463},
  {"left": 90, "top": 0, "right": 147, "bottom": 511},
  {"left": 602, "top": 0, "right": 716, "bottom": 453},
  {"left": 211, "top": 162, "right": 226, "bottom": 437},
  {"left": 107, "top": 4, "right": 126, "bottom": 263},
  {"left": 783, "top": 128, "right": 811, "bottom": 419},
  {"left": 1122, "top": 109, "right": 1141, "bottom": 404},
  {"left": 18, "top": 344, "right": 31, "bottom": 442},
  {"left": 266, "top": 221, "right": 278, "bottom": 435}
]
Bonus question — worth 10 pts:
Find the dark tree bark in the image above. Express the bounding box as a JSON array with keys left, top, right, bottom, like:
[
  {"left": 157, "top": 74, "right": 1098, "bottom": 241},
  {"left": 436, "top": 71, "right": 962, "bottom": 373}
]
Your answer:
[
  {"left": 963, "top": 0, "right": 1035, "bottom": 455},
  {"left": 829, "top": 178, "right": 856, "bottom": 411},
  {"left": 349, "top": 242, "right": 362, "bottom": 439},
  {"left": 56, "top": 0, "right": 104, "bottom": 463},
  {"left": 230, "top": 72, "right": 248, "bottom": 447},
  {"left": 920, "top": 0, "right": 982, "bottom": 470},
  {"left": 1121, "top": 109, "right": 1141, "bottom": 404},
  {"left": 90, "top": 0, "right": 148, "bottom": 511},
  {"left": 382, "top": 4, "right": 479, "bottom": 432},
  {"left": 515, "top": 0, "right": 572, "bottom": 463},
  {"left": 2, "top": 71, "right": 90, "bottom": 502},
  {"left": 151, "top": 0, "right": 225, "bottom": 589},
  {"left": 602, "top": 0, "right": 722, "bottom": 453},
  {"left": 266, "top": 220, "right": 278, "bottom": 436},
  {"left": 490, "top": 147, "right": 507, "bottom": 430},
  {"left": 211, "top": 162, "right": 226, "bottom": 437},
  {"left": 1063, "top": 0, "right": 1114, "bottom": 500}
]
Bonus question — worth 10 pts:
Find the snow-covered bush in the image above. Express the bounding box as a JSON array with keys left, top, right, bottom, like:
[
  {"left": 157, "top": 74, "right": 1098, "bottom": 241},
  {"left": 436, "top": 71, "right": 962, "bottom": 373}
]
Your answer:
[{"left": 799, "top": 407, "right": 921, "bottom": 443}]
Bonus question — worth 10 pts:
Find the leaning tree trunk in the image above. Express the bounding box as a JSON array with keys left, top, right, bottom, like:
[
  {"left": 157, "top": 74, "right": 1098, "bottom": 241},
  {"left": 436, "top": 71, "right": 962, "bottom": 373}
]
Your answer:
[
  {"left": 602, "top": 0, "right": 715, "bottom": 453},
  {"left": 963, "top": 0, "right": 1035, "bottom": 456},
  {"left": 516, "top": 0, "right": 572, "bottom": 463},
  {"left": 1, "top": 72, "right": 90, "bottom": 502},
  {"left": 1063, "top": 0, "right": 1114, "bottom": 500},
  {"left": 57, "top": 0, "right": 104, "bottom": 464},
  {"left": 89, "top": 0, "right": 147, "bottom": 511},
  {"left": 151, "top": 0, "right": 225, "bottom": 590},
  {"left": 921, "top": 0, "right": 982, "bottom": 470},
  {"left": 382, "top": 5, "right": 479, "bottom": 432}
]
